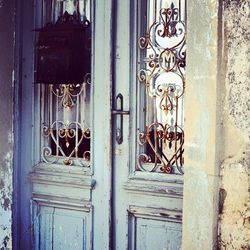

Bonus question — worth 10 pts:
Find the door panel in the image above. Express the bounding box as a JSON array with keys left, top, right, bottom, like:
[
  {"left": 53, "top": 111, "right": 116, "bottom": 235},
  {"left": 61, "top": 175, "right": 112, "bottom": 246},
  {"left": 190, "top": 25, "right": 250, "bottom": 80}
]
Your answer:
[
  {"left": 134, "top": 217, "right": 182, "bottom": 250},
  {"left": 30, "top": 164, "right": 93, "bottom": 250},
  {"left": 112, "top": 0, "right": 186, "bottom": 249},
  {"left": 33, "top": 204, "right": 91, "bottom": 250},
  {"left": 18, "top": 1, "right": 96, "bottom": 249}
]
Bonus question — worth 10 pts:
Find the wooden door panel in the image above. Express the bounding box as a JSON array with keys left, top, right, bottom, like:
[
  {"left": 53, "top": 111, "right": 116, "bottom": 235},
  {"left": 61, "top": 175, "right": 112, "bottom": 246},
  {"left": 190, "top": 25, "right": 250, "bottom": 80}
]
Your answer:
[
  {"left": 33, "top": 203, "right": 92, "bottom": 250},
  {"left": 133, "top": 217, "right": 182, "bottom": 250},
  {"left": 113, "top": 0, "right": 186, "bottom": 248},
  {"left": 52, "top": 209, "right": 86, "bottom": 250},
  {"left": 38, "top": 206, "right": 53, "bottom": 250},
  {"left": 30, "top": 164, "right": 93, "bottom": 250},
  {"left": 22, "top": 1, "right": 96, "bottom": 249}
]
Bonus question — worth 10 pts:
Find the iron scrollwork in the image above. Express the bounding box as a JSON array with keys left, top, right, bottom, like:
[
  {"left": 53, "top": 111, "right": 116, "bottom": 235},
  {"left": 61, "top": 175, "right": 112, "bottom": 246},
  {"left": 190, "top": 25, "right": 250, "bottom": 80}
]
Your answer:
[
  {"left": 41, "top": 73, "right": 91, "bottom": 166},
  {"left": 137, "top": 2, "right": 186, "bottom": 174}
]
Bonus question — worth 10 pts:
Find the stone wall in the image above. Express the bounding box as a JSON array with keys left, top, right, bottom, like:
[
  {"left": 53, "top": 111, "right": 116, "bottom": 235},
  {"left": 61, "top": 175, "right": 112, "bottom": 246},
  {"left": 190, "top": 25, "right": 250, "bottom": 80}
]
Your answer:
[
  {"left": 218, "top": 1, "right": 250, "bottom": 249},
  {"left": 0, "top": 0, "right": 15, "bottom": 249}
]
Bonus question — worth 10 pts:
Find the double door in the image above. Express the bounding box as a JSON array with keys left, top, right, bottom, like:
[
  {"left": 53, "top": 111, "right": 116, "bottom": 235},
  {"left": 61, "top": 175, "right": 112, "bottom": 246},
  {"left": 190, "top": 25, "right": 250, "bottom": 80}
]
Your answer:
[{"left": 18, "top": 0, "right": 185, "bottom": 249}]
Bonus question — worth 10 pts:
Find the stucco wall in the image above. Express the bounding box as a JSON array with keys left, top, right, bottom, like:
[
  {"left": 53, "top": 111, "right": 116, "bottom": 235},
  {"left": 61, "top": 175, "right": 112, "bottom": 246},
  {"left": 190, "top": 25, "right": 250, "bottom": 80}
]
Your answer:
[
  {"left": 182, "top": 1, "right": 249, "bottom": 249},
  {"left": 0, "top": 0, "right": 15, "bottom": 249},
  {"left": 182, "top": 1, "right": 220, "bottom": 249},
  {"left": 218, "top": 1, "right": 250, "bottom": 249}
]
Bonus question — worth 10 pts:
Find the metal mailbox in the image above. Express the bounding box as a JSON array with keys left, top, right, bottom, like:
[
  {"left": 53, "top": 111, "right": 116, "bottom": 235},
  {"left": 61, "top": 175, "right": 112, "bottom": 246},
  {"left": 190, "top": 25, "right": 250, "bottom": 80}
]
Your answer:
[{"left": 35, "top": 11, "right": 90, "bottom": 84}]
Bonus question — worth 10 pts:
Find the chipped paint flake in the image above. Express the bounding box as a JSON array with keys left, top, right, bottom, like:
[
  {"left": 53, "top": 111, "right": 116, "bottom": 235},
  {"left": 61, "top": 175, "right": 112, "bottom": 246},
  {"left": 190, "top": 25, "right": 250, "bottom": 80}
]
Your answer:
[
  {"left": 0, "top": 138, "right": 13, "bottom": 249},
  {"left": 0, "top": 150, "right": 13, "bottom": 249}
]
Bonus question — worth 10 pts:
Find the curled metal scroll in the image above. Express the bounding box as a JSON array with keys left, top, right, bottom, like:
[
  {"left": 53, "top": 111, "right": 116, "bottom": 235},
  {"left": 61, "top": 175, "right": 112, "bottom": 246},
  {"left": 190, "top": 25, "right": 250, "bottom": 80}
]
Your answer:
[
  {"left": 41, "top": 73, "right": 91, "bottom": 167},
  {"left": 137, "top": 2, "right": 186, "bottom": 174}
]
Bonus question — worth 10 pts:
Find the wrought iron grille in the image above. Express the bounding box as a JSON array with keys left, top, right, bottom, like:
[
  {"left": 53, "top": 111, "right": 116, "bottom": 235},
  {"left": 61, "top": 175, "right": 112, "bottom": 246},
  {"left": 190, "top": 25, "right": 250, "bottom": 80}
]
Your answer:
[
  {"left": 38, "top": 0, "right": 91, "bottom": 167},
  {"left": 137, "top": 0, "right": 186, "bottom": 174}
]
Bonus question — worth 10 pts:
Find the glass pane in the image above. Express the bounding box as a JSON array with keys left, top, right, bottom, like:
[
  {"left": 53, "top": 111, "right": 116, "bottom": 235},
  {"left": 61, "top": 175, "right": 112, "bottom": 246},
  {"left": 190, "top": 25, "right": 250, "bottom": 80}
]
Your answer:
[
  {"left": 137, "top": 0, "right": 186, "bottom": 174},
  {"left": 38, "top": 0, "right": 92, "bottom": 166}
]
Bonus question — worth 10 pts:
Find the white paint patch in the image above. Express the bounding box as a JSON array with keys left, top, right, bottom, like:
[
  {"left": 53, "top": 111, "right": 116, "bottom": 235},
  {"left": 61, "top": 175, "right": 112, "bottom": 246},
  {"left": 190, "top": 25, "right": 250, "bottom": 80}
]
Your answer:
[
  {"left": 8, "top": 133, "right": 12, "bottom": 145},
  {"left": 0, "top": 209, "right": 12, "bottom": 249},
  {"left": 0, "top": 150, "right": 13, "bottom": 249}
]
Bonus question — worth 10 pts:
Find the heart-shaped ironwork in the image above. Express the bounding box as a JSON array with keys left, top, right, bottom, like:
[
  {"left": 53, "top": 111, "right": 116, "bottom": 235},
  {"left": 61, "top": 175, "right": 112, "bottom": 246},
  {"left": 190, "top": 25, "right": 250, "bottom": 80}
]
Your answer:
[
  {"left": 138, "top": 123, "right": 184, "bottom": 174},
  {"left": 42, "top": 121, "right": 90, "bottom": 166}
]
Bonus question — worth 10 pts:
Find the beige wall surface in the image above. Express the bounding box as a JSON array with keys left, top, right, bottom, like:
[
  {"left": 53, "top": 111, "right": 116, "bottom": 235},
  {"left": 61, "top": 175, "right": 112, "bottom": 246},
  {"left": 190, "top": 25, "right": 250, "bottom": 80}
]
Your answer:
[
  {"left": 182, "top": 0, "right": 249, "bottom": 249},
  {"left": 182, "top": 0, "right": 221, "bottom": 249},
  {"left": 0, "top": 0, "right": 15, "bottom": 249},
  {"left": 218, "top": 1, "right": 250, "bottom": 249}
]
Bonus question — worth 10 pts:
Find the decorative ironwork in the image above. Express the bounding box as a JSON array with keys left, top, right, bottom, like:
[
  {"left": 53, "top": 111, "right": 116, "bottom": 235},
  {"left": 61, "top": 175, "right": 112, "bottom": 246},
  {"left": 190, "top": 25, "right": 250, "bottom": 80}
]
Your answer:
[
  {"left": 137, "top": 1, "right": 186, "bottom": 174},
  {"left": 37, "top": 0, "right": 92, "bottom": 167},
  {"left": 41, "top": 73, "right": 91, "bottom": 166}
]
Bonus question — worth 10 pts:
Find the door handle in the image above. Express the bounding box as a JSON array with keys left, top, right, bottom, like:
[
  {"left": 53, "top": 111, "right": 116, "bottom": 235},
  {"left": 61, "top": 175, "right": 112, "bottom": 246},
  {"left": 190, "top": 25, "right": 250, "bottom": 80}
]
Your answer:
[
  {"left": 111, "top": 110, "right": 130, "bottom": 115},
  {"left": 111, "top": 93, "right": 130, "bottom": 144}
]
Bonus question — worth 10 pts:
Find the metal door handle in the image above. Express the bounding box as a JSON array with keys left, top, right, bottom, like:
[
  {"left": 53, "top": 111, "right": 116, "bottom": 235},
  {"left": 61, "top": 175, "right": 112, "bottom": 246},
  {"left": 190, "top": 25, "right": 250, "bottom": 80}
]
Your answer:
[
  {"left": 111, "top": 110, "right": 130, "bottom": 115},
  {"left": 111, "top": 93, "right": 130, "bottom": 144}
]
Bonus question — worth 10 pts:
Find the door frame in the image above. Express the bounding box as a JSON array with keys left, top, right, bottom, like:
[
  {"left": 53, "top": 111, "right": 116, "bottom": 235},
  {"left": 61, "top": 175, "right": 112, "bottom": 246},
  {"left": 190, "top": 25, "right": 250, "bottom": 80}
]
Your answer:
[
  {"left": 13, "top": 0, "right": 36, "bottom": 248},
  {"left": 91, "top": 0, "right": 114, "bottom": 249}
]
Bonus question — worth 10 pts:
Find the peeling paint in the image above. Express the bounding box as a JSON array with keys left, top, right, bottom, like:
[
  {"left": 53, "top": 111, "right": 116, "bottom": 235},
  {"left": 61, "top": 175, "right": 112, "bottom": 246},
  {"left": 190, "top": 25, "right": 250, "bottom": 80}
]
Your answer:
[
  {"left": 0, "top": 151, "right": 13, "bottom": 211},
  {"left": 0, "top": 1, "right": 15, "bottom": 247},
  {"left": 0, "top": 150, "right": 13, "bottom": 249}
]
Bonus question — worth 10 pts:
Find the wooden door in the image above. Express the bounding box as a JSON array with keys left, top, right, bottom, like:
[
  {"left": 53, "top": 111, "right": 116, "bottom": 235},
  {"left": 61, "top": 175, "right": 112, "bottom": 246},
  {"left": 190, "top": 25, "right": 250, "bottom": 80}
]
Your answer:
[
  {"left": 111, "top": 0, "right": 186, "bottom": 249},
  {"left": 17, "top": 0, "right": 186, "bottom": 249},
  {"left": 18, "top": 1, "right": 102, "bottom": 249}
]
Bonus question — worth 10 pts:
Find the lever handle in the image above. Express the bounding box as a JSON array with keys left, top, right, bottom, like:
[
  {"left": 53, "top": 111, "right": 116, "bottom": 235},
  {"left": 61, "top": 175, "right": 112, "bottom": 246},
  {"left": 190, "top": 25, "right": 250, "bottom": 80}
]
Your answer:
[
  {"left": 111, "top": 93, "right": 130, "bottom": 144},
  {"left": 111, "top": 110, "right": 130, "bottom": 115}
]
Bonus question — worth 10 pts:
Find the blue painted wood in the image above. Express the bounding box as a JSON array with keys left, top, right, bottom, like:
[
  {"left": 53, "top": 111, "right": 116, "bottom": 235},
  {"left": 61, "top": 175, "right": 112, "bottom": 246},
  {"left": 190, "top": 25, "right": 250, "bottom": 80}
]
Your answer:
[
  {"left": 136, "top": 218, "right": 182, "bottom": 250},
  {"left": 50, "top": 208, "right": 85, "bottom": 250},
  {"left": 33, "top": 203, "right": 91, "bottom": 250},
  {"left": 112, "top": 0, "right": 183, "bottom": 249},
  {"left": 17, "top": 0, "right": 36, "bottom": 249},
  {"left": 39, "top": 206, "right": 53, "bottom": 250},
  {"left": 91, "top": 0, "right": 113, "bottom": 249}
]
